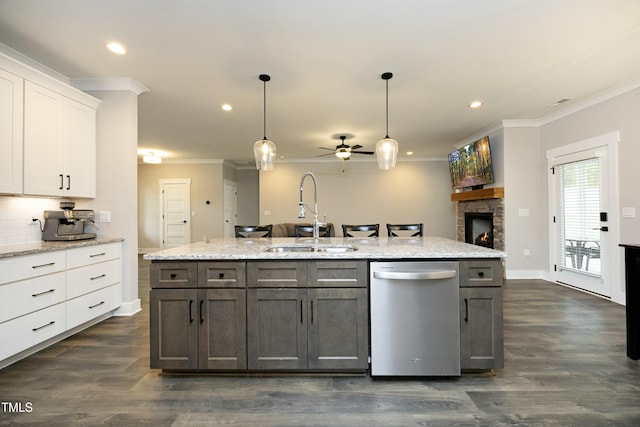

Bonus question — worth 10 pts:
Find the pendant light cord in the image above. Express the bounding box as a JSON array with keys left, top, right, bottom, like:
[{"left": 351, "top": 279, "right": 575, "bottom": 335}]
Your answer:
[
  {"left": 263, "top": 79, "right": 267, "bottom": 140},
  {"left": 385, "top": 78, "right": 389, "bottom": 139}
]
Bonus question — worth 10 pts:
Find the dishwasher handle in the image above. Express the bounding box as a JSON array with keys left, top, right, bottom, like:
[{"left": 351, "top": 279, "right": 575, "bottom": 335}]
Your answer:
[{"left": 373, "top": 270, "right": 457, "bottom": 280}]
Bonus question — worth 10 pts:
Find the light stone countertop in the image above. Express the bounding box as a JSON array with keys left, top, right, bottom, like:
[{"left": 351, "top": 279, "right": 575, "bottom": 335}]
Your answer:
[
  {"left": 143, "top": 236, "right": 507, "bottom": 261},
  {"left": 0, "top": 237, "right": 124, "bottom": 259}
]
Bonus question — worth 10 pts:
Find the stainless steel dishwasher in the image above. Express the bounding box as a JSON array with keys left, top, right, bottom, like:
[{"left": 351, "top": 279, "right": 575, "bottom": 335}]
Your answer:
[{"left": 370, "top": 261, "right": 460, "bottom": 376}]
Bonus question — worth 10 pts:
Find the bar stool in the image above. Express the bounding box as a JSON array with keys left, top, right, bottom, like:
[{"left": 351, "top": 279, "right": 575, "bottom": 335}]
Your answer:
[
  {"left": 294, "top": 224, "right": 332, "bottom": 237},
  {"left": 234, "top": 225, "right": 273, "bottom": 238},
  {"left": 342, "top": 224, "right": 380, "bottom": 237},
  {"left": 386, "top": 223, "right": 423, "bottom": 237}
]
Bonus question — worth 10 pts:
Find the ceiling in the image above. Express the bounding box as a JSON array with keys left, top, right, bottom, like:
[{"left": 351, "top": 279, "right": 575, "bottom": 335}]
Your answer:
[{"left": 1, "top": 0, "right": 640, "bottom": 165}]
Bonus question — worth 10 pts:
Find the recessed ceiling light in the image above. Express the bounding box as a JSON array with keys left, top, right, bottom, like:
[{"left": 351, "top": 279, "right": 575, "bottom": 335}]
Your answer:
[
  {"left": 221, "top": 104, "right": 233, "bottom": 111},
  {"left": 468, "top": 100, "right": 483, "bottom": 109},
  {"left": 106, "top": 42, "right": 127, "bottom": 55},
  {"left": 406, "top": 151, "right": 414, "bottom": 156}
]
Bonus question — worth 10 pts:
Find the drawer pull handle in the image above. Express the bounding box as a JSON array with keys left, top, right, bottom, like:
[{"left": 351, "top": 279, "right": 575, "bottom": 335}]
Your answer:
[
  {"left": 170, "top": 273, "right": 177, "bottom": 279},
  {"left": 90, "top": 274, "right": 107, "bottom": 281},
  {"left": 32, "top": 289, "right": 56, "bottom": 297},
  {"left": 478, "top": 271, "right": 485, "bottom": 278},
  {"left": 219, "top": 273, "right": 225, "bottom": 279},
  {"left": 32, "top": 262, "right": 55, "bottom": 269},
  {"left": 89, "top": 301, "right": 105, "bottom": 309},
  {"left": 90, "top": 252, "right": 106, "bottom": 258},
  {"left": 33, "top": 321, "right": 55, "bottom": 332}
]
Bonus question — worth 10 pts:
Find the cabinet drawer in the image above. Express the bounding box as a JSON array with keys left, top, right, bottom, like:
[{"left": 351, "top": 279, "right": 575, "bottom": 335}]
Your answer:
[
  {"left": 67, "top": 258, "right": 121, "bottom": 299},
  {"left": 198, "top": 262, "right": 246, "bottom": 288},
  {"left": 0, "top": 250, "right": 66, "bottom": 285},
  {"left": 247, "top": 261, "right": 307, "bottom": 288},
  {"left": 151, "top": 262, "right": 198, "bottom": 288},
  {"left": 66, "top": 283, "right": 121, "bottom": 330},
  {"left": 66, "top": 242, "right": 121, "bottom": 269},
  {"left": 308, "top": 261, "right": 367, "bottom": 288},
  {"left": 0, "top": 303, "right": 66, "bottom": 361},
  {"left": 0, "top": 271, "right": 66, "bottom": 323},
  {"left": 459, "top": 259, "right": 503, "bottom": 287}
]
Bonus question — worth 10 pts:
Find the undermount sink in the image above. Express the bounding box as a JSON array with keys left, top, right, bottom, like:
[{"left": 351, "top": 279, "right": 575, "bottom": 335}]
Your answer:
[
  {"left": 315, "top": 245, "right": 358, "bottom": 253},
  {"left": 265, "top": 245, "right": 315, "bottom": 253},
  {"left": 265, "top": 245, "right": 358, "bottom": 253}
]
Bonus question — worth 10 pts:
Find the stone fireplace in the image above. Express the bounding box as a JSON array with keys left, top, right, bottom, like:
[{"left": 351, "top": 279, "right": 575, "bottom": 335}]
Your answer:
[{"left": 453, "top": 188, "right": 504, "bottom": 251}]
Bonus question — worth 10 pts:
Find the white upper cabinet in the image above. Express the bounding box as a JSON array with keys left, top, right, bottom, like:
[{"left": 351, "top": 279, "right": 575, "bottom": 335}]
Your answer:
[
  {"left": 23, "top": 81, "right": 96, "bottom": 198},
  {"left": 0, "top": 68, "right": 24, "bottom": 194}
]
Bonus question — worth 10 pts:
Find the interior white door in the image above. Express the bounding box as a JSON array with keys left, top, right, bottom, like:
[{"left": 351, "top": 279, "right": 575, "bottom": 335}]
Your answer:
[
  {"left": 548, "top": 133, "right": 619, "bottom": 298},
  {"left": 160, "top": 179, "right": 191, "bottom": 249},
  {"left": 223, "top": 180, "right": 238, "bottom": 238}
]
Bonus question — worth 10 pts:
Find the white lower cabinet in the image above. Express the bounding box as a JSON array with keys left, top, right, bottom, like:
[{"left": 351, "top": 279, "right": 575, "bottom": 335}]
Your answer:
[
  {"left": 0, "top": 303, "right": 66, "bottom": 361},
  {"left": 0, "top": 242, "right": 122, "bottom": 367},
  {"left": 67, "top": 284, "right": 121, "bottom": 330}
]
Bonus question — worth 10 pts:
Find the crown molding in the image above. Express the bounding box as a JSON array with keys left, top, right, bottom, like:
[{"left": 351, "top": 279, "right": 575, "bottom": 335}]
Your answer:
[{"left": 71, "top": 77, "right": 149, "bottom": 95}]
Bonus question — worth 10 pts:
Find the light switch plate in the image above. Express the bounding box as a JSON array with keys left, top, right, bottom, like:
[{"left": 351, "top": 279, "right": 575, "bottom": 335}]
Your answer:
[{"left": 622, "top": 207, "right": 636, "bottom": 219}]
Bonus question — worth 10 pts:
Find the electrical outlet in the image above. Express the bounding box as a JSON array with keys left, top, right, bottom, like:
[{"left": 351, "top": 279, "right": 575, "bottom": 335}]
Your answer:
[{"left": 99, "top": 211, "right": 111, "bottom": 223}]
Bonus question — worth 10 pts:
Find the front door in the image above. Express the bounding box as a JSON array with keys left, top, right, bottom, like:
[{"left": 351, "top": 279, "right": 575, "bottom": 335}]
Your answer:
[{"left": 548, "top": 132, "right": 619, "bottom": 298}]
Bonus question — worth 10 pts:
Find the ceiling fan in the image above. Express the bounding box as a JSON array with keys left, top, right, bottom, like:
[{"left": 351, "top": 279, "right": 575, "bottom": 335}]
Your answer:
[{"left": 316, "top": 135, "right": 375, "bottom": 160}]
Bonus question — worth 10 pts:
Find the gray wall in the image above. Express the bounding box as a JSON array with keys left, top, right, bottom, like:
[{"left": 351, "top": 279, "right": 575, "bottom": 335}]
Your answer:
[{"left": 258, "top": 159, "right": 457, "bottom": 238}]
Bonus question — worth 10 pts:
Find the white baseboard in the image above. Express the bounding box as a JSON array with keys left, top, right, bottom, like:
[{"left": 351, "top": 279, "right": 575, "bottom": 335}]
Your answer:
[
  {"left": 138, "top": 247, "right": 161, "bottom": 254},
  {"left": 505, "top": 269, "right": 545, "bottom": 280},
  {"left": 114, "top": 298, "right": 141, "bottom": 316}
]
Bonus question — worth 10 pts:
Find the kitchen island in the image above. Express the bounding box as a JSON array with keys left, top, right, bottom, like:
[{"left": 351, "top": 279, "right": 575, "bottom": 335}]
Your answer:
[{"left": 145, "top": 236, "right": 506, "bottom": 375}]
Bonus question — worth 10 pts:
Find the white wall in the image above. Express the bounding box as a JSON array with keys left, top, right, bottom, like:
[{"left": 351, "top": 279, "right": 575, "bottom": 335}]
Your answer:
[
  {"left": 82, "top": 89, "right": 141, "bottom": 315},
  {"left": 258, "top": 159, "right": 456, "bottom": 238},
  {"left": 539, "top": 86, "right": 640, "bottom": 303},
  {"left": 138, "top": 161, "right": 226, "bottom": 250}
]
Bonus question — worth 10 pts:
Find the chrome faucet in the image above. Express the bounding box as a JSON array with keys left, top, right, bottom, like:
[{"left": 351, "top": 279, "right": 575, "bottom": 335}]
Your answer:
[{"left": 298, "top": 172, "right": 326, "bottom": 242}]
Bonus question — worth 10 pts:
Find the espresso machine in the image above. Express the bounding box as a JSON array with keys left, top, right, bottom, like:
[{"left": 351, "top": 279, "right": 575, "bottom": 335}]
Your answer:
[{"left": 42, "top": 202, "right": 97, "bottom": 241}]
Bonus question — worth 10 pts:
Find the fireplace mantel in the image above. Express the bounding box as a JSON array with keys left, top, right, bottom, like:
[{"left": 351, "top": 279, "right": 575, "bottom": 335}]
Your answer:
[{"left": 450, "top": 187, "right": 504, "bottom": 202}]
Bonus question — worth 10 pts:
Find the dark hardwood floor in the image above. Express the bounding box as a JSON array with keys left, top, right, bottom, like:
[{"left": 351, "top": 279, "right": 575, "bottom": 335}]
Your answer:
[{"left": 1, "top": 257, "right": 639, "bottom": 426}]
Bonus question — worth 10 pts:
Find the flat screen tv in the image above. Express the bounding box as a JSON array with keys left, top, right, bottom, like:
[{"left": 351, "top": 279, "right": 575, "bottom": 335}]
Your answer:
[{"left": 448, "top": 136, "right": 494, "bottom": 190}]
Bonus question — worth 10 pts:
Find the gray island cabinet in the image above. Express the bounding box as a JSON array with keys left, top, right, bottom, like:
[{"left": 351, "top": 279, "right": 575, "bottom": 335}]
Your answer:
[{"left": 146, "top": 236, "right": 506, "bottom": 374}]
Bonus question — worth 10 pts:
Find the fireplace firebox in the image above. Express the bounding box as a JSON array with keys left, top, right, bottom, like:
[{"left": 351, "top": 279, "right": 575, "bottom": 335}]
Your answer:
[{"left": 465, "top": 213, "right": 494, "bottom": 249}]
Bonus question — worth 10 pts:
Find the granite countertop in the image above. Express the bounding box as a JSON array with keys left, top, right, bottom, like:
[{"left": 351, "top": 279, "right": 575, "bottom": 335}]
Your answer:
[
  {"left": 143, "top": 236, "right": 507, "bottom": 261},
  {"left": 0, "top": 237, "right": 124, "bottom": 259}
]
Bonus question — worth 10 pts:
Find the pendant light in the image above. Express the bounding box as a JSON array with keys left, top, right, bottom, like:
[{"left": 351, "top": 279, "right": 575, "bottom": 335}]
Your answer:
[
  {"left": 376, "top": 72, "right": 399, "bottom": 170},
  {"left": 253, "top": 74, "right": 276, "bottom": 171}
]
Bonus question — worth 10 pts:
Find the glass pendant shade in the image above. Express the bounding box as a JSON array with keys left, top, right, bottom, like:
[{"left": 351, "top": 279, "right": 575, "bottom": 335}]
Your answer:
[
  {"left": 376, "top": 137, "right": 398, "bottom": 170},
  {"left": 254, "top": 138, "right": 276, "bottom": 171}
]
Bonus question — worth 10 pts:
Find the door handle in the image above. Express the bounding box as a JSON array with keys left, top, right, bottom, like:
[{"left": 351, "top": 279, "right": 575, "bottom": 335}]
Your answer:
[{"left": 593, "top": 226, "right": 609, "bottom": 232}]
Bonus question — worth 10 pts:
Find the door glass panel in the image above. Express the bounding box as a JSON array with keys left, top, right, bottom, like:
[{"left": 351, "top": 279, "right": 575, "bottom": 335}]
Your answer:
[{"left": 555, "top": 158, "right": 601, "bottom": 277}]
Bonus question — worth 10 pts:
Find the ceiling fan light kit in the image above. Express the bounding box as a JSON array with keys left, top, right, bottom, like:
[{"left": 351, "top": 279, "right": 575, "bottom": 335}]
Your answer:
[
  {"left": 253, "top": 74, "right": 276, "bottom": 171},
  {"left": 376, "top": 72, "right": 399, "bottom": 170}
]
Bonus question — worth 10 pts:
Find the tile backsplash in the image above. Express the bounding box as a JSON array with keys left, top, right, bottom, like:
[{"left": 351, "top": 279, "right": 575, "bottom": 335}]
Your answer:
[{"left": 0, "top": 197, "right": 61, "bottom": 245}]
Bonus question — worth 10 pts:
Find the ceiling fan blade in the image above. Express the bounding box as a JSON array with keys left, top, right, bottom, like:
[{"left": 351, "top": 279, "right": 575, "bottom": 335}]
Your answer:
[
  {"left": 315, "top": 152, "right": 336, "bottom": 157},
  {"left": 317, "top": 147, "right": 336, "bottom": 151},
  {"left": 351, "top": 144, "right": 363, "bottom": 150},
  {"left": 352, "top": 151, "right": 375, "bottom": 155}
]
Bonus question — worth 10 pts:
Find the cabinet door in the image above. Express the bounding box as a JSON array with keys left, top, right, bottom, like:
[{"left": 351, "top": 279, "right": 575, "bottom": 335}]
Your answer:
[
  {"left": 460, "top": 287, "right": 504, "bottom": 370},
  {"left": 0, "top": 68, "right": 23, "bottom": 194},
  {"left": 24, "top": 81, "right": 64, "bottom": 196},
  {"left": 61, "top": 97, "right": 96, "bottom": 197},
  {"left": 247, "top": 288, "right": 307, "bottom": 369},
  {"left": 150, "top": 289, "right": 198, "bottom": 370},
  {"left": 198, "top": 288, "right": 246, "bottom": 370},
  {"left": 307, "top": 288, "right": 369, "bottom": 370}
]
